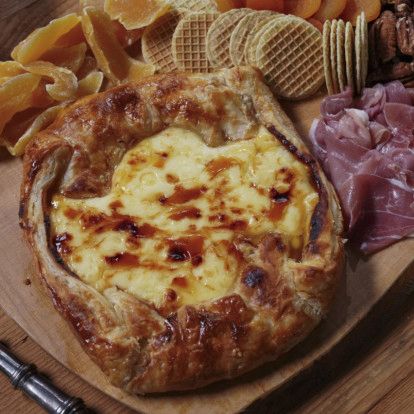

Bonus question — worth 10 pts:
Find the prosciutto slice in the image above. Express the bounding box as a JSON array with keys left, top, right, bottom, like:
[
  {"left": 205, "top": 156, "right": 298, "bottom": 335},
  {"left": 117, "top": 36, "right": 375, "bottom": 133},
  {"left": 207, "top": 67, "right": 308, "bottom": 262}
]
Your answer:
[{"left": 310, "top": 81, "right": 414, "bottom": 253}]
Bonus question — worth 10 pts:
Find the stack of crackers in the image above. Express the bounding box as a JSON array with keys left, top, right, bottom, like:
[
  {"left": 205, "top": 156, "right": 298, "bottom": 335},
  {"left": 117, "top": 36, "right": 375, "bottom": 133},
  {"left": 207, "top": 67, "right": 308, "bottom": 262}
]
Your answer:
[
  {"left": 142, "top": 4, "right": 324, "bottom": 100},
  {"left": 323, "top": 12, "right": 368, "bottom": 95}
]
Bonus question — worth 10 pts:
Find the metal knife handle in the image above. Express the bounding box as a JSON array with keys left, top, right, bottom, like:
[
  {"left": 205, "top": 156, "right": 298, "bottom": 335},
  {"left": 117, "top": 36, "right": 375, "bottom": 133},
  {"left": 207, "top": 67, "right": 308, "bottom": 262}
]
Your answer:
[{"left": 0, "top": 342, "right": 89, "bottom": 414}]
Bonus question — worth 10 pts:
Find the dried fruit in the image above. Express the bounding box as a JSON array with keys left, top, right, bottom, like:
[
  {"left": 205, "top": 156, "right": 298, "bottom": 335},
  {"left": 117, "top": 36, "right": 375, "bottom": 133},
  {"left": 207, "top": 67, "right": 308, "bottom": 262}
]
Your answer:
[
  {"left": 284, "top": 0, "right": 321, "bottom": 19},
  {"left": 112, "top": 20, "right": 144, "bottom": 47},
  {"left": 39, "top": 43, "right": 88, "bottom": 73},
  {"left": 24, "top": 61, "right": 78, "bottom": 102},
  {"left": 0, "top": 73, "right": 42, "bottom": 135},
  {"left": 77, "top": 71, "right": 104, "bottom": 97},
  {"left": 4, "top": 104, "right": 66, "bottom": 156},
  {"left": 313, "top": 0, "right": 347, "bottom": 22},
  {"left": 55, "top": 22, "right": 86, "bottom": 47},
  {"left": 12, "top": 14, "right": 81, "bottom": 64},
  {"left": 104, "top": 0, "right": 170, "bottom": 30},
  {"left": 82, "top": 7, "right": 155, "bottom": 84},
  {"left": 217, "top": 0, "right": 245, "bottom": 12},
  {"left": 0, "top": 61, "right": 26, "bottom": 84},
  {"left": 340, "top": 0, "right": 381, "bottom": 25}
]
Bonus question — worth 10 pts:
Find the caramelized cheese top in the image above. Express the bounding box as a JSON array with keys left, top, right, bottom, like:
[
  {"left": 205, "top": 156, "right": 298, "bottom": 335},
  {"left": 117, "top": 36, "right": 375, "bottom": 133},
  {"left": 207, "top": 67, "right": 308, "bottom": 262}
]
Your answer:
[{"left": 50, "top": 127, "right": 318, "bottom": 310}]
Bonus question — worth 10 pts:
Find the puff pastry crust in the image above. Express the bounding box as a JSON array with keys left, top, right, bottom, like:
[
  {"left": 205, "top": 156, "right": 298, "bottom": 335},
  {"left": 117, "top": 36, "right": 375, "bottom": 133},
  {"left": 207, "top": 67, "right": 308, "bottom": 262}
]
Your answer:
[{"left": 20, "top": 67, "right": 344, "bottom": 394}]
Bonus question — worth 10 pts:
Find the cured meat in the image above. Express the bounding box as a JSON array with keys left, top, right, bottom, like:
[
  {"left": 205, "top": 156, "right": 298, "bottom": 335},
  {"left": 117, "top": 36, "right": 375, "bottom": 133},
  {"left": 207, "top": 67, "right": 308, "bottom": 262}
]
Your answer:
[{"left": 310, "top": 81, "right": 414, "bottom": 253}]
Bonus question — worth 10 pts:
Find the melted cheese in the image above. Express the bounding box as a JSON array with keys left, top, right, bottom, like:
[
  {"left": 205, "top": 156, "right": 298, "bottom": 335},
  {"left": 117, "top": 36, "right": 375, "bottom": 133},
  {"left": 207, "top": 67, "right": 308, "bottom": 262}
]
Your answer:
[{"left": 50, "top": 127, "right": 318, "bottom": 309}]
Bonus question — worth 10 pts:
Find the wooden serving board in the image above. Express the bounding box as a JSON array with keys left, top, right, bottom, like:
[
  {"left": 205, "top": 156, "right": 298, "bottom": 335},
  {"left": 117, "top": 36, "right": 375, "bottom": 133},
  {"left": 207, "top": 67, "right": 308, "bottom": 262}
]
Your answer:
[{"left": 1, "top": 2, "right": 414, "bottom": 414}]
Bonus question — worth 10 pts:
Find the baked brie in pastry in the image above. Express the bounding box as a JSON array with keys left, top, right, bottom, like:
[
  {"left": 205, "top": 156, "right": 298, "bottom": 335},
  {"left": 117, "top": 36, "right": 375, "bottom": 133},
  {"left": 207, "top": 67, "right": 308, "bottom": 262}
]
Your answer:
[{"left": 20, "top": 67, "right": 343, "bottom": 394}]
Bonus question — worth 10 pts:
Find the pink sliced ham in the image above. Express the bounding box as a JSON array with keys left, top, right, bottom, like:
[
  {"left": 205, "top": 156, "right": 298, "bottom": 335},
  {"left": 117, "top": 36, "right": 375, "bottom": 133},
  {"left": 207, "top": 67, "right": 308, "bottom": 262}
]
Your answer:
[{"left": 310, "top": 81, "right": 414, "bottom": 253}]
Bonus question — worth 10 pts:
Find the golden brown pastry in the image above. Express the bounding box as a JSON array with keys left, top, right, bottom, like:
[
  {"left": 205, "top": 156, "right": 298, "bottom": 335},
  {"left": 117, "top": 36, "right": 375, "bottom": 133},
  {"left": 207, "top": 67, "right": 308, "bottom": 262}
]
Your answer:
[{"left": 20, "top": 67, "right": 344, "bottom": 394}]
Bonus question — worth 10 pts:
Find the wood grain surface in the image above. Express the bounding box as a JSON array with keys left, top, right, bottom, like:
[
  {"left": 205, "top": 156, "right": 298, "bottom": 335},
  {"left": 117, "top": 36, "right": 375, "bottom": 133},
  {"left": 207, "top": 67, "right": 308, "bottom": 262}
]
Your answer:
[{"left": 1, "top": 1, "right": 414, "bottom": 413}]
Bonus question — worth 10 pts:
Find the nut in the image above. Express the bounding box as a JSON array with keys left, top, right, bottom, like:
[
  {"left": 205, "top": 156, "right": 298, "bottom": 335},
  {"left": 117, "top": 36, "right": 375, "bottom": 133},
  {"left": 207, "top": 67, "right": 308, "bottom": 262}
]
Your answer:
[
  {"left": 377, "top": 11, "right": 397, "bottom": 62},
  {"left": 367, "top": 61, "right": 414, "bottom": 83},
  {"left": 396, "top": 16, "right": 414, "bottom": 55},
  {"left": 395, "top": 0, "right": 413, "bottom": 17}
]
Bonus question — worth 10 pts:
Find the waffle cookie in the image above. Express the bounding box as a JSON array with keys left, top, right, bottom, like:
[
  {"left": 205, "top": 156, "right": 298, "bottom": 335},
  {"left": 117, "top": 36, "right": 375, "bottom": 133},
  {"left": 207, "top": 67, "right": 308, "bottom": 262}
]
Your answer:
[
  {"left": 170, "top": 0, "right": 218, "bottom": 12},
  {"left": 229, "top": 11, "right": 275, "bottom": 66},
  {"left": 245, "top": 15, "right": 282, "bottom": 66},
  {"left": 142, "top": 10, "right": 182, "bottom": 73},
  {"left": 172, "top": 12, "right": 219, "bottom": 73},
  {"left": 255, "top": 16, "right": 324, "bottom": 100},
  {"left": 206, "top": 8, "right": 253, "bottom": 68}
]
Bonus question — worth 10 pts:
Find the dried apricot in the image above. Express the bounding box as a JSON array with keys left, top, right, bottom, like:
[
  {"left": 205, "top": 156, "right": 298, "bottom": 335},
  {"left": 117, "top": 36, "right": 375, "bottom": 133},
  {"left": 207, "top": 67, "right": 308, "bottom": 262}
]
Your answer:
[
  {"left": 12, "top": 14, "right": 81, "bottom": 64},
  {"left": 82, "top": 7, "right": 155, "bottom": 84},
  {"left": 104, "top": 0, "right": 170, "bottom": 30},
  {"left": 284, "top": 0, "right": 321, "bottom": 19},
  {"left": 340, "top": 0, "right": 381, "bottom": 24},
  {"left": 245, "top": 0, "right": 284, "bottom": 12},
  {"left": 217, "top": 0, "right": 245, "bottom": 12},
  {"left": 313, "top": 0, "right": 347, "bottom": 22},
  {"left": 40, "top": 43, "right": 87, "bottom": 73},
  {"left": 307, "top": 18, "right": 323, "bottom": 32},
  {"left": 0, "top": 73, "right": 42, "bottom": 135},
  {"left": 55, "top": 22, "right": 86, "bottom": 47},
  {"left": 112, "top": 20, "right": 143, "bottom": 47},
  {"left": 24, "top": 62, "right": 78, "bottom": 102}
]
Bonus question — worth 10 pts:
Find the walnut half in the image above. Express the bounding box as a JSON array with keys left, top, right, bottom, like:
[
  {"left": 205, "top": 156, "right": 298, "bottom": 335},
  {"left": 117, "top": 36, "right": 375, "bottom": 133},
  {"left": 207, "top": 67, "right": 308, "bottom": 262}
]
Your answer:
[{"left": 396, "top": 16, "right": 414, "bottom": 56}]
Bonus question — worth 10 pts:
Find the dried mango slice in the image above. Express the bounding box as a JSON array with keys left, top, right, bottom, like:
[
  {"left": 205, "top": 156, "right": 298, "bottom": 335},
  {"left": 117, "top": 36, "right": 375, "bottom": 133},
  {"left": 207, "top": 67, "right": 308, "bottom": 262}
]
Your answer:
[
  {"left": 24, "top": 61, "right": 78, "bottom": 102},
  {"left": 112, "top": 20, "right": 144, "bottom": 47},
  {"left": 82, "top": 7, "right": 155, "bottom": 84},
  {"left": 80, "top": 0, "right": 105, "bottom": 10},
  {"left": 4, "top": 104, "right": 66, "bottom": 156},
  {"left": 77, "top": 71, "right": 104, "bottom": 97},
  {"left": 55, "top": 22, "right": 86, "bottom": 47},
  {"left": 0, "top": 61, "right": 25, "bottom": 78},
  {"left": 40, "top": 43, "right": 88, "bottom": 73},
  {"left": 12, "top": 14, "right": 81, "bottom": 64},
  {"left": 104, "top": 0, "right": 170, "bottom": 30},
  {"left": 77, "top": 55, "right": 99, "bottom": 79},
  {"left": 0, "top": 73, "right": 42, "bottom": 135}
]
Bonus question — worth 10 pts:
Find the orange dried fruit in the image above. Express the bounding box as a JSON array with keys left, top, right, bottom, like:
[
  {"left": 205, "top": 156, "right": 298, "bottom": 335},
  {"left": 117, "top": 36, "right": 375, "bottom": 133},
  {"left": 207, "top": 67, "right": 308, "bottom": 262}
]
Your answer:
[
  {"left": 112, "top": 20, "right": 144, "bottom": 47},
  {"left": 313, "top": 0, "right": 347, "bottom": 22},
  {"left": 4, "top": 104, "right": 66, "bottom": 156},
  {"left": 77, "top": 55, "right": 99, "bottom": 79},
  {"left": 24, "top": 61, "right": 78, "bottom": 102},
  {"left": 245, "top": 0, "right": 284, "bottom": 12},
  {"left": 104, "top": 0, "right": 170, "bottom": 30},
  {"left": 0, "top": 73, "right": 42, "bottom": 135},
  {"left": 77, "top": 71, "right": 104, "bottom": 97},
  {"left": 284, "top": 0, "right": 321, "bottom": 19},
  {"left": 0, "top": 61, "right": 26, "bottom": 84},
  {"left": 79, "top": 0, "right": 105, "bottom": 9},
  {"left": 11, "top": 14, "right": 81, "bottom": 64},
  {"left": 39, "top": 43, "right": 88, "bottom": 73},
  {"left": 54, "top": 22, "right": 86, "bottom": 47},
  {"left": 340, "top": 0, "right": 381, "bottom": 25},
  {"left": 82, "top": 7, "right": 155, "bottom": 84}
]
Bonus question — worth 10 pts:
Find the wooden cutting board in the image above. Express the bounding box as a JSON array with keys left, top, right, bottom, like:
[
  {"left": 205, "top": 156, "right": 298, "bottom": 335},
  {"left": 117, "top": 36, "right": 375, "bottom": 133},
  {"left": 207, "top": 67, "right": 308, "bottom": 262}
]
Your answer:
[{"left": 1, "top": 2, "right": 414, "bottom": 414}]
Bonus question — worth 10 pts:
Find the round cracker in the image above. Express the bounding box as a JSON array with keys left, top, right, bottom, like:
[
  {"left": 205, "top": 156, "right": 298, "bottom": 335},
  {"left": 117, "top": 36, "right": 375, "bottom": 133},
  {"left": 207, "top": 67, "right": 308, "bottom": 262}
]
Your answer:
[
  {"left": 171, "top": 12, "right": 219, "bottom": 73},
  {"left": 256, "top": 16, "right": 324, "bottom": 100},
  {"left": 345, "top": 21, "right": 355, "bottom": 92},
  {"left": 355, "top": 14, "right": 362, "bottom": 94},
  {"left": 206, "top": 8, "right": 253, "bottom": 68},
  {"left": 336, "top": 19, "right": 346, "bottom": 92},
  {"left": 330, "top": 19, "right": 339, "bottom": 94},
  {"left": 323, "top": 20, "right": 334, "bottom": 95},
  {"left": 360, "top": 12, "right": 368, "bottom": 91},
  {"left": 229, "top": 11, "right": 275, "bottom": 66}
]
